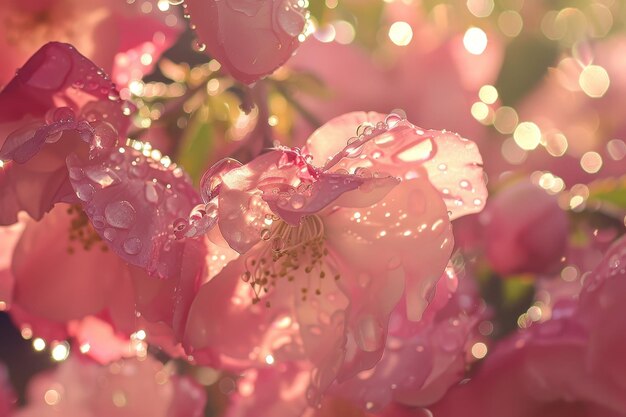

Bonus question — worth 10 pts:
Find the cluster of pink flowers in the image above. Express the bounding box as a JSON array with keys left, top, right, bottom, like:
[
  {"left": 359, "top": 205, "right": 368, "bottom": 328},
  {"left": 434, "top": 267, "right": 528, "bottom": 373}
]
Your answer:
[{"left": 0, "top": 1, "right": 625, "bottom": 417}]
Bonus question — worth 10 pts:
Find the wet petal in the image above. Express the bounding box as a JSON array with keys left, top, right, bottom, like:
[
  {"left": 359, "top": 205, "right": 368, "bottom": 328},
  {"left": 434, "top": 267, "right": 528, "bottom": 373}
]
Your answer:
[
  {"left": 0, "top": 42, "right": 132, "bottom": 224},
  {"left": 304, "top": 111, "right": 486, "bottom": 219},
  {"left": 66, "top": 147, "right": 201, "bottom": 278},
  {"left": 185, "top": 0, "right": 309, "bottom": 84},
  {"left": 184, "top": 250, "right": 304, "bottom": 370},
  {"left": 11, "top": 207, "right": 127, "bottom": 323},
  {"left": 325, "top": 178, "right": 453, "bottom": 322}
]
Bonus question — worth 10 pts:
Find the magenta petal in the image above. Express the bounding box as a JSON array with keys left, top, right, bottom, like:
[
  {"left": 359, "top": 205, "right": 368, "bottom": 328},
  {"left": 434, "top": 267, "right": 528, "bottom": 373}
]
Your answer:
[
  {"left": 185, "top": 0, "right": 309, "bottom": 84},
  {"left": 65, "top": 147, "right": 201, "bottom": 278},
  {"left": 0, "top": 42, "right": 131, "bottom": 224}
]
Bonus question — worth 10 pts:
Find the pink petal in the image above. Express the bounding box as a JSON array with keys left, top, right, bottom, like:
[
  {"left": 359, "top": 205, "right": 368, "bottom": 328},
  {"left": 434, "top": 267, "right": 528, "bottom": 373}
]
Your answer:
[
  {"left": 11, "top": 206, "right": 128, "bottom": 323},
  {"left": 304, "top": 111, "right": 486, "bottom": 220},
  {"left": 482, "top": 180, "right": 569, "bottom": 275},
  {"left": 0, "top": 220, "right": 24, "bottom": 309},
  {"left": 184, "top": 251, "right": 304, "bottom": 370},
  {"left": 185, "top": 0, "right": 309, "bottom": 84},
  {"left": 323, "top": 178, "right": 453, "bottom": 378},
  {"left": 0, "top": 42, "right": 131, "bottom": 224},
  {"left": 65, "top": 147, "right": 201, "bottom": 278},
  {"left": 110, "top": 4, "right": 184, "bottom": 90}
]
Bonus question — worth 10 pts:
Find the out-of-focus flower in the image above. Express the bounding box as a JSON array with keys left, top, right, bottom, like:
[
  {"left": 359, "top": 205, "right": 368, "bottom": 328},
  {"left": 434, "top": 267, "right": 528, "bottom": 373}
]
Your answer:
[
  {"left": 0, "top": 43, "right": 207, "bottom": 362},
  {"left": 577, "top": 235, "right": 626, "bottom": 396},
  {"left": 480, "top": 180, "right": 569, "bottom": 276},
  {"left": 430, "top": 236, "right": 626, "bottom": 417},
  {"left": 0, "top": 0, "right": 182, "bottom": 89},
  {"left": 12, "top": 355, "right": 206, "bottom": 417},
  {"left": 287, "top": 2, "right": 503, "bottom": 142},
  {"left": 184, "top": 0, "right": 310, "bottom": 84},
  {"left": 183, "top": 111, "right": 486, "bottom": 406},
  {"left": 0, "top": 364, "right": 15, "bottom": 417}
]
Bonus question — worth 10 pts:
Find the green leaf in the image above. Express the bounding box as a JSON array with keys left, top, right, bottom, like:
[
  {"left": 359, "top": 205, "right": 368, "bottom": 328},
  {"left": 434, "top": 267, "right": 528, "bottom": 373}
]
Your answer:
[
  {"left": 495, "top": 35, "right": 559, "bottom": 106},
  {"left": 587, "top": 177, "right": 626, "bottom": 209},
  {"left": 177, "top": 109, "right": 214, "bottom": 185}
]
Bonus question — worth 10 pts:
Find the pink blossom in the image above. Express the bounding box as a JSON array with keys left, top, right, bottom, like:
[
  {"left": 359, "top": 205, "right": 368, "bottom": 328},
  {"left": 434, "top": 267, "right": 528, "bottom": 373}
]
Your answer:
[
  {"left": 430, "top": 236, "right": 626, "bottom": 417},
  {"left": 0, "top": 42, "right": 131, "bottom": 225},
  {"left": 221, "top": 266, "right": 487, "bottom": 417},
  {"left": 0, "top": 0, "right": 181, "bottom": 89},
  {"left": 184, "top": 0, "right": 310, "bottom": 84},
  {"left": 12, "top": 355, "right": 206, "bottom": 417},
  {"left": 0, "top": 43, "right": 207, "bottom": 362},
  {"left": 480, "top": 180, "right": 569, "bottom": 276},
  {"left": 184, "top": 111, "right": 486, "bottom": 405}
]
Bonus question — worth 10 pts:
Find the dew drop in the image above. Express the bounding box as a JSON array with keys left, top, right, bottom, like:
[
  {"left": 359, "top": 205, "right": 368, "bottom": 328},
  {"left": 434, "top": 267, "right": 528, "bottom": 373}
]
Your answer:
[
  {"left": 84, "top": 166, "right": 121, "bottom": 187},
  {"left": 192, "top": 40, "right": 207, "bottom": 52},
  {"left": 103, "top": 228, "right": 117, "bottom": 241},
  {"left": 69, "top": 167, "right": 85, "bottom": 180},
  {"left": 260, "top": 229, "right": 271, "bottom": 240},
  {"left": 104, "top": 201, "right": 136, "bottom": 229},
  {"left": 200, "top": 158, "right": 243, "bottom": 203},
  {"left": 145, "top": 183, "right": 159, "bottom": 204},
  {"left": 76, "top": 184, "right": 95, "bottom": 201},
  {"left": 290, "top": 194, "right": 306, "bottom": 209},
  {"left": 277, "top": 0, "right": 306, "bottom": 36},
  {"left": 123, "top": 237, "right": 142, "bottom": 255}
]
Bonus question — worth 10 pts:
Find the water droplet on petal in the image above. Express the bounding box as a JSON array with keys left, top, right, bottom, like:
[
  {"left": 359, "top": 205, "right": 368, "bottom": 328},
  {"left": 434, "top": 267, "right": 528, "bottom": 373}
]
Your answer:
[
  {"left": 123, "top": 237, "right": 142, "bottom": 255},
  {"left": 290, "top": 194, "right": 306, "bottom": 209},
  {"left": 76, "top": 184, "right": 95, "bottom": 201},
  {"left": 69, "top": 167, "right": 84, "bottom": 180},
  {"left": 104, "top": 201, "right": 136, "bottom": 229},
  {"left": 200, "top": 158, "right": 243, "bottom": 203},
  {"left": 277, "top": 0, "right": 306, "bottom": 36},
  {"left": 84, "top": 166, "right": 121, "bottom": 188},
  {"left": 145, "top": 183, "right": 159, "bottom": 204},
  {"left": 103, "top": 228, "right": 117, "bottom": 241}
]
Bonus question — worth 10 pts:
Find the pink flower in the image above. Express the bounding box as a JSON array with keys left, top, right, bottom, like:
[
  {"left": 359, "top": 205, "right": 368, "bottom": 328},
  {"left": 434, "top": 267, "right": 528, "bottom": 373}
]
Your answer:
[
  {"left": 480, "top": 180, "right": 569, "bottom": 276},
  {"left": 220, "top": 267, "right": 487, "bottom": 417},
  {"left": 0, "top": 43, "right": 207, "bottom": 362},
  {"left": 430, "top": 236, "right": 626, "bottom": 417},
  {"left": 12, "top": 354, "right": 206, "bottom": 417},
  {"left": 184, "top": 0, "right": 310, "bottom": 84},
  {"left": 0, "top": 0, "right": 181, "bottom": 89},
  {"left": 183, "top": 111, "right": 486, "bottom": 404}
]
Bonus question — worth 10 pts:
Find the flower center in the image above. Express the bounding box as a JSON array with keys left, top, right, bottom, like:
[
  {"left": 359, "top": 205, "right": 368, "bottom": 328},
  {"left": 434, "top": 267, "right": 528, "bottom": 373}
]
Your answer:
[
  {"left": 241, "top": 214, "right": 339, "bottom": 306},
  {"left": 66, "top": 205, "right": 107, "bottom": 254}
]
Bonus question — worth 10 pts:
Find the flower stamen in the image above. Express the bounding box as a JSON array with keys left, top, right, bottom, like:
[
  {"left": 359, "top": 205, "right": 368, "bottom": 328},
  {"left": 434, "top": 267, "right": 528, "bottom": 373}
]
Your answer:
[{"left": 242, "top": 214, "right": 338, "bottom": 305}]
